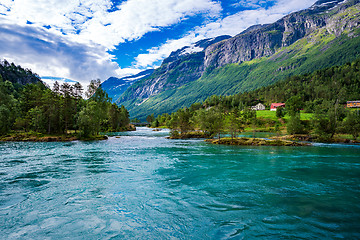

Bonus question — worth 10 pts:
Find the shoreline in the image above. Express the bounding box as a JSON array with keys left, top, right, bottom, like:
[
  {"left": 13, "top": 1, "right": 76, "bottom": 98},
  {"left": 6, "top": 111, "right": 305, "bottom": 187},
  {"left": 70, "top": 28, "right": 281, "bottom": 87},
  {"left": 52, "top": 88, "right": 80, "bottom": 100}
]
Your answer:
[
  {"left": 270, "top": 135, "right": 360, "bottom": 144},
  {"left": 0, "top": 125, "right": 137, "bottom": 142},
  {"left": 0, "top": 133, "right": 108, "bottom": 142},
  {"left": 167, "top": 131, "right": 360, "bottom": 146},
  {"left": 205, "top": 137, "right": 310, "bottom": 146}
]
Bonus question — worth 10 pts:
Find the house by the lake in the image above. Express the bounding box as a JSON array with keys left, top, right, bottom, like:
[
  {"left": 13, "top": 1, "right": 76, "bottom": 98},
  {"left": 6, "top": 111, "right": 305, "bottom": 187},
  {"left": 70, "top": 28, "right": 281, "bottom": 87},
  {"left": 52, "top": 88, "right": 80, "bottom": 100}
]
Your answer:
[
  {"left": 251, "top": 103, "right": 266, "bottom": 111},
  {"left": 270, "top": 103, "right": 285, "bottom": 111},
  {"left": 347, "top": 101, "right": 360, "bottom": 108}
]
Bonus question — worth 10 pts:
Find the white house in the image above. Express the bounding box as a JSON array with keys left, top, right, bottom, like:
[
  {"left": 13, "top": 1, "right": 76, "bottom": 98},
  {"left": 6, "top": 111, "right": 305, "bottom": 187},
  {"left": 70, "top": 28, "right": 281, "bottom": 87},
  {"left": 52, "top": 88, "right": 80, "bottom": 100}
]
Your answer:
[{"left": 251, "top": 103, "right": 266, "bottom": 111}]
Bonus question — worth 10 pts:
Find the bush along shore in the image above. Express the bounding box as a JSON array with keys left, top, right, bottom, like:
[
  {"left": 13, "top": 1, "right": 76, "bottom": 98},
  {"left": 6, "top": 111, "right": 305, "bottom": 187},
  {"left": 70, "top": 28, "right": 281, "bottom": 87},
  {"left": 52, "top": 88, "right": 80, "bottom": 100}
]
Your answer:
[
  {"left": 164, "top": 129, "right": 309, "bottom": 146},
  {"left": 205, "top": 137, "right": 310, "bottom": 146},
  {"left": 270, "top": 135, "right": 360, "bottom": 144},
  {"left": 0, "top": 123, "right": 136, "bottom": 142},
  {"left": 0, "top": 132, "right": 108, "bottom": 142}
]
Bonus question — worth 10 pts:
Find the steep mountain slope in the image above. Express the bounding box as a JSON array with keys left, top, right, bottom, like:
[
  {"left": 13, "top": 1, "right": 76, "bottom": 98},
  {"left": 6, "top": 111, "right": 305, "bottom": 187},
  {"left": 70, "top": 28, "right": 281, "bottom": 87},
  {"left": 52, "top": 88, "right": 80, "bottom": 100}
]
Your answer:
[
  {"left": 0, "top": 59, "right": 42, "bottom": 89},
  {"left": 101, "top": 69, "right": 154, "bottom": 102},
  {"left": 116, "top": 35, "right": 231, "bottom": 104},
  {"left": 118, "top": 0, "right": 360, "bottom": 119}
]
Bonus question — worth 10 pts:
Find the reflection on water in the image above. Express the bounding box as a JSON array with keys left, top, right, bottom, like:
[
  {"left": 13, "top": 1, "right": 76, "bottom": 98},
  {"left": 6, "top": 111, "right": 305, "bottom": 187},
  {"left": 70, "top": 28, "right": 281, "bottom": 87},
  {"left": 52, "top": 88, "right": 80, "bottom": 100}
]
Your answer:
[{"left": 0, "top": 127, "right": 360, "bottom": 239}]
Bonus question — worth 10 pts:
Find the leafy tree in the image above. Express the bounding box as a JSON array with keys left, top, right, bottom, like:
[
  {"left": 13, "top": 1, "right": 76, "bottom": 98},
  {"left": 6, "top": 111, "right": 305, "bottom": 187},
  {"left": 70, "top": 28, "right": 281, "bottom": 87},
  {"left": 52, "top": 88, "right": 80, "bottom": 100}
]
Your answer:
[
  {"left": 41, "top": 89, "right": 58, "bottom": 134},
  {"left": 28, "top": 106, "right": 45, "bottom": 132},
  {"left": 312, "top": 111, "right": 336, "bottom": 141},
  {"left": 78, "top": 101, "right": 101, "bottom": 137},
  {"left": 131, "top": 118, "right": 141, "bottom": 123},
  {"left": 60, "top": 83, "right": 74, "bottom": 134},
  {"left": 343, "top": 110, "right": 360, "bottom": 140},
  {"left": 177, "top": 108, "right": 192, "bottom": 134},
  {"left": 276, "top": 106, "right": 285, "bottom": 118},
  {"left": 87, "top": 83, "right": 111, "bottom": 131},
  {"left": 53, "top": 81, "right": 60, "bottom": 94},
  {"left": 0, "top": 81, "right": 18, "bottom": 135},
  {"left": 146, "top": 114, "right": 155, "bottom": 124},
  {"left": 108, "top": 103, "right": 130, "bottom": 131},
  {"left": 241, "top": 107, "right": 256, "bottom": 125},
  {"left": 119, "top": 105, "right": 130, "bottom": 127},
  {"left": 73, "top": 82, "right": 83, "bottom": 99},
  {"left": 0, "top": 105, "right": 11, "bottom": 135},
  {"left": 224, "top": 109, "right": 244, "bottom": 139},
  {"left": 194, "top": 107, "right": 224, "bottom": 138},
  {"left": 86, "top": 79, "right": 101, "bottom": 99},
  {"left": 151, "top": 119, "right": 160, "bottom": 128},
  {"left": 286, "top": 95, "right": 303, "bottom": 116},
  {"left": 287, "top": 115, "right": 304, "bottom": 135}
]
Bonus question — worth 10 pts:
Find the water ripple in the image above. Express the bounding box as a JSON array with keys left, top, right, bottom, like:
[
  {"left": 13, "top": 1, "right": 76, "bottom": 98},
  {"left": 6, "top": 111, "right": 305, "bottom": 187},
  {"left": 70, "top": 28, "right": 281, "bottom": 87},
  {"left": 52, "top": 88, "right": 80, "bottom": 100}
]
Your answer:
[{"left": 0, "top": 127, "right": 360, "bottom": 239}]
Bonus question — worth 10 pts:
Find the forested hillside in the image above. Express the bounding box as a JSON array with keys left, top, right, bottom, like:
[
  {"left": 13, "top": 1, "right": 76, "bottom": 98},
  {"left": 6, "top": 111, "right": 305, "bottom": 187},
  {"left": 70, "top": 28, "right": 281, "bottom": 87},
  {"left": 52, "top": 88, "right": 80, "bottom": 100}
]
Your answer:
[
  {"left": 151, "top": 58, "right": 360, "bottom": 141},
  {"left": 201, "top": 58, "right": 360, "bottom": 111},
  {"left": 1, "top": 63, "right": 131, "bottom": 139},
  {"left": 0, "top": 59, "right": 42, "bottom": 90}
]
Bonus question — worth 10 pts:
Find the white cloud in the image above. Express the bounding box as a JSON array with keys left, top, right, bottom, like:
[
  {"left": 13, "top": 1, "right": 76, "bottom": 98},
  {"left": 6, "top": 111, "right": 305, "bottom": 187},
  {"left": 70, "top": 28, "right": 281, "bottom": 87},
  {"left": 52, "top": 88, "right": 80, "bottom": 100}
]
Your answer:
[
  {"left": 1, "top": 0, "right": 222, "bottom": 49},
  {"left": 134, "top": 34, "right": 200, "bottom": 68},
  {"left": 76, "top": 0, "right": 222, "bottom": 49},
  {"left": 0, "top": 0, "right": 319, "bottom": 84},
  {"left": 0, "top": 0, "right": 223, "bottom": 82},
  {"left": 0, "top": 21, "right": 118, "bottom": 85},
  {"left": 115, "top": 67, "right": 143, "bottom": 78}
]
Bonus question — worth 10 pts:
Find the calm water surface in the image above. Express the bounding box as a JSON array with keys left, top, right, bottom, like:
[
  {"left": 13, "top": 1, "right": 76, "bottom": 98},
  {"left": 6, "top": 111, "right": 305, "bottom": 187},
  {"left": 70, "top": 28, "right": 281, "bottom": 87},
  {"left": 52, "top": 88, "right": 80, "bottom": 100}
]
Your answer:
[{"left": 1, "top": 127, "right": 360, "bottom": 239}]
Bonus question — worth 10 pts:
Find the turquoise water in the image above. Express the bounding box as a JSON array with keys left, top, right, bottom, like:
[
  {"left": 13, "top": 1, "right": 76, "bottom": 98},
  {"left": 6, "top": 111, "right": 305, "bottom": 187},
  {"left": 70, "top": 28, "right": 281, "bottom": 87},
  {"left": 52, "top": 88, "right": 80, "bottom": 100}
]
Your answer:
[{"left": 1, "top": 127, "right": 360, "bottom": 239}]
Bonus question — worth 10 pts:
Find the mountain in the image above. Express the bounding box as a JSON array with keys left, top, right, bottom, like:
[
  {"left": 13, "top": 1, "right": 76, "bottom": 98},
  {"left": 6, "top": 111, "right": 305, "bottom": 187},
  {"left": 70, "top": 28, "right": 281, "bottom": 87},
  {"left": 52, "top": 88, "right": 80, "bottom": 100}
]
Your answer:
[
  {"left": 117, "top": 0, "right": 360, "bottom": 119},
  {"left": 0, "top": 59, "right": 42, "bottom": 88},
  {"left": 101, "top": 69, "right": 154, "bottom": 102},
  {"left": 116, "top": 35, "right": 231, "bottom": 105}
]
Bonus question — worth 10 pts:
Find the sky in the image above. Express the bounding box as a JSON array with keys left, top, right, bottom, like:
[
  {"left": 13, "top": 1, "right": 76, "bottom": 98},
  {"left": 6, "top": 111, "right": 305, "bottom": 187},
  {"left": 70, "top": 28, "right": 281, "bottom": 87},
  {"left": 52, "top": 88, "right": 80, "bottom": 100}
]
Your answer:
[{"left": 0, "top": 0, "right": 318, "bottom": 86}]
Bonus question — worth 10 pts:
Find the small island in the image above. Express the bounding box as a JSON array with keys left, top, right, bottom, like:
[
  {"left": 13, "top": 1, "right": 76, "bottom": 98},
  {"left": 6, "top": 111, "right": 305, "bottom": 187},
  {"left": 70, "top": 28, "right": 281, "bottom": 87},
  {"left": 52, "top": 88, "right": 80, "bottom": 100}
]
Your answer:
[
  {"left": 0, "top": 132, "right": 108, "bottom": 142},
  {"left": 205, "top": 137, "right": 309, "bottom": 146}
]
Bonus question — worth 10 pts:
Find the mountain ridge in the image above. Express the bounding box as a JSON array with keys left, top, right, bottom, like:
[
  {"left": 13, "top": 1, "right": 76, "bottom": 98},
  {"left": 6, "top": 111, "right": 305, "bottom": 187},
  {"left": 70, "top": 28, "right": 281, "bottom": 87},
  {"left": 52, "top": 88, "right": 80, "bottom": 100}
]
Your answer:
[
  {"left": 116, "top": 35, "right": 231, "bottom": 103},
  {"left": 101, "top": 69, "right": 154, "bottom": 102},
  {"left": 116, "top": 0, "right": 360, "bottom": 119},
  {"left": 0, "top": 59, "right": 42, "bottom": 88}
]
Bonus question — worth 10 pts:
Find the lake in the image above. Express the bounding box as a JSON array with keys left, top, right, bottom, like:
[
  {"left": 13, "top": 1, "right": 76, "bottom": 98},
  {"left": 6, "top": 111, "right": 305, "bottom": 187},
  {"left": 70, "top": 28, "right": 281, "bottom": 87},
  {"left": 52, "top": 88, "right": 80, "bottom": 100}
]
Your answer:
[{"left": 1, "top": 127, "right": 360, "bottom": 239}]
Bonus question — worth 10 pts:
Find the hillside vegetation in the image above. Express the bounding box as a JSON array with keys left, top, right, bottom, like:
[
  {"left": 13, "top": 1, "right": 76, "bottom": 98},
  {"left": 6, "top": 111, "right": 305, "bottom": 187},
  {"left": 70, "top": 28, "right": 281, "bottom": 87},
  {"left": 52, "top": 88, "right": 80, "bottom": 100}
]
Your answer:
[
  {"left": 149, "top": 58, "right": 360, "bottom": 142},
  {"left": 1, "top": 65, "right": 132, "bottom": 139},
  {"left": 0, "top": 59, "right": 42, "bottom": 91}
]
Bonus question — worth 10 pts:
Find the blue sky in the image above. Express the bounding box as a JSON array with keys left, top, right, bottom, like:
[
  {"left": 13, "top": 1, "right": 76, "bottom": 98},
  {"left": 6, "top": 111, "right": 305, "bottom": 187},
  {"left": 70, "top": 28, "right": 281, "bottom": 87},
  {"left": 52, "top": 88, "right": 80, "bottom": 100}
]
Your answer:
[{"left": 0, "top": 0, "right": 317, "bottom": 86}]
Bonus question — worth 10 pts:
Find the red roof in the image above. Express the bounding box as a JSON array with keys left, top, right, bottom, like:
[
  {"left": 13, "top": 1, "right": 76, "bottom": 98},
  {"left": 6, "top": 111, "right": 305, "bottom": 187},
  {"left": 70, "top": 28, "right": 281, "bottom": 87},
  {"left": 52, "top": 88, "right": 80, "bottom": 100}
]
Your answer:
[{"left": 270, "top": 103, "right": 285, "bottom": 109}]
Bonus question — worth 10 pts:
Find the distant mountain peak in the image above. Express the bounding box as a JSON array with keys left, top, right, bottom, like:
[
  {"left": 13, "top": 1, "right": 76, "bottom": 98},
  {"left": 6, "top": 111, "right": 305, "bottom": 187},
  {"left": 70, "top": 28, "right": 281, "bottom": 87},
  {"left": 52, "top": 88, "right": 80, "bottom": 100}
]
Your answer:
[
  {"left": 101, "top": 69, "right": 154, "bottom": 102},
  {"left": 165, "top": 35, "right": 232, "bottom": 61},
  {"left": 310, "top": 0, "right": 349, "bottom": 11}
]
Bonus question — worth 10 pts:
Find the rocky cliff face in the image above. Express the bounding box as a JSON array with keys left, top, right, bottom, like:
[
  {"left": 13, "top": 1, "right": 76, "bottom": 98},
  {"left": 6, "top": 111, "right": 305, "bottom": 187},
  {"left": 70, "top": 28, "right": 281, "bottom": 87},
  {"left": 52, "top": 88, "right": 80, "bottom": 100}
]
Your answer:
[
  {"left": 101, "top": 69, "right": 154, "bottom": 102},
  {"left": 117, "top": 35, "right": 231, "bottom": 103},
  {"left": 204, "top": 0, "right": 358, "bottom": 69}
]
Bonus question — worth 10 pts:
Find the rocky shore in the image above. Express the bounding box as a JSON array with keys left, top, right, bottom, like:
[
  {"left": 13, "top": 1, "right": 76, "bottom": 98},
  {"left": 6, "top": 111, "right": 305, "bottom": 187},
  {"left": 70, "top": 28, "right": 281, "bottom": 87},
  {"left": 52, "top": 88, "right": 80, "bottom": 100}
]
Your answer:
[
  {"left": 0, "top": 133, "right": 108, "bottom": 142},
  {"left": 205, "top": 137, "right": 310, "bottom": 146}
]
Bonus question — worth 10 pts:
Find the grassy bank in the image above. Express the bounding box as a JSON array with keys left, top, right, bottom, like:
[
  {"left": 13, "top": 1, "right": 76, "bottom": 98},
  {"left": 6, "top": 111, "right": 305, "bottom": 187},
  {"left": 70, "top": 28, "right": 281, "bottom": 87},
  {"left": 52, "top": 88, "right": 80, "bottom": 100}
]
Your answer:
[
  {"left": 0, "top": 132, "right": 108, "bottom": 142},
  {"left": 205, "top": 137, "right": 309, "bottom": 146}
]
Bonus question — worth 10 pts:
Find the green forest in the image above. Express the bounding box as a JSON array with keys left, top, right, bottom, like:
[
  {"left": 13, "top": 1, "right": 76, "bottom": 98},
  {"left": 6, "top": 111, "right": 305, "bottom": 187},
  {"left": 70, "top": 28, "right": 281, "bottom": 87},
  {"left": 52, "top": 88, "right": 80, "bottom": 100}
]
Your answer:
[
  {"left": 149, "top": 58, "right": 360, "bottom": 142},
  {"left": 0, "top": 61, "right": 131, "bottom": 140}
]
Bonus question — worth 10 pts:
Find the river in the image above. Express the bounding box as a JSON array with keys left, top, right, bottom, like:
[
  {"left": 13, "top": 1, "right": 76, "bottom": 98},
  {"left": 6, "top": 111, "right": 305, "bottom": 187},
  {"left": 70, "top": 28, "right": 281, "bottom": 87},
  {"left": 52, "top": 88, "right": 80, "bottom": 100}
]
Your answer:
[{"left": 1, "top": 127, "right": 360, "bottom": 239}]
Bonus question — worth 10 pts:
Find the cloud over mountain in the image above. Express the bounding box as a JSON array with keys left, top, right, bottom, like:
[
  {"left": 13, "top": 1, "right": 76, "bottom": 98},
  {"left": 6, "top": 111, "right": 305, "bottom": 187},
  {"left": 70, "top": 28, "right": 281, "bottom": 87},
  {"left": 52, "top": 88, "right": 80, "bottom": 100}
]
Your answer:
[{"left": 0, "top": 0, "right": 316, "bottom": 83}]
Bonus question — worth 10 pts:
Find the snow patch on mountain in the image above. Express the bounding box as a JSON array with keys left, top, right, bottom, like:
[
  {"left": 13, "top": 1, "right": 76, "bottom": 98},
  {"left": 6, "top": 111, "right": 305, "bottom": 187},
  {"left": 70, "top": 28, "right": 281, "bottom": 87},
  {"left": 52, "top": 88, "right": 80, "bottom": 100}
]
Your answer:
[{"left": 180, "top": 46, "right": 204, "bottom": 56}]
